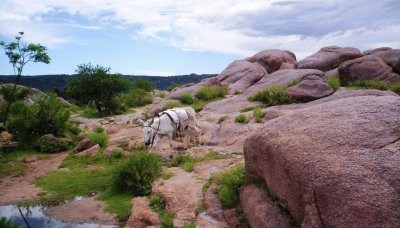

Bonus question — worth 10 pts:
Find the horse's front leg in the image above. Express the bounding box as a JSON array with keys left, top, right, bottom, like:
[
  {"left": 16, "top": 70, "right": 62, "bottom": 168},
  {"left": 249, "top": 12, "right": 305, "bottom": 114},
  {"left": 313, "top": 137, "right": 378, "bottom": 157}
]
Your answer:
[
  {"left": 152, "top": 134, "right": 162, "bottom": 150},
  {"left": 167, "top": 133, "right": 173, "bottom": 149}
]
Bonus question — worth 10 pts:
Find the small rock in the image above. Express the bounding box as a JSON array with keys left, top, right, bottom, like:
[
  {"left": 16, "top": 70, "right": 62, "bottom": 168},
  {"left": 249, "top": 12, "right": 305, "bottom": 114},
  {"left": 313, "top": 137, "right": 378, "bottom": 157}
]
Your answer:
[
  {"left": 126, "top": 197, "right": 159, "bottom": 228},
  {"left": 223, "top": 208, "right": 240, "bottom": 227},
  {"left": 285, "top": 79, "right": 334, "bottom": 101},
  {"left": 76, "top": 144, "right": 100, "bottom": 157},
  {"left": 75, "top": 138, "right": 95, "bottom": 153}
]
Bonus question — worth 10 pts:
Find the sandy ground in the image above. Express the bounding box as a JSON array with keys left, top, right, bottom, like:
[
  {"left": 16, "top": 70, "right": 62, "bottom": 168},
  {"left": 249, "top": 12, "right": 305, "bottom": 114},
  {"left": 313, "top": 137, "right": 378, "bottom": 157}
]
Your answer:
[{"left": 0, "top": 152, "right": 68, "bottom": 205}]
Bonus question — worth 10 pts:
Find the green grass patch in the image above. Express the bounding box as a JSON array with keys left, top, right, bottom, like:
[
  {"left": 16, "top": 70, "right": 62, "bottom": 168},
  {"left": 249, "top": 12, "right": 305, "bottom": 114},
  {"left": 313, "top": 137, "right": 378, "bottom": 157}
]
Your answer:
[
  {"left": 0, "top": 216, "right": 19, "bottom": 228},
  {"left": 344, "top": 80, "right": 400, "bottom": 95},
  {"left": 168, "top": 150, "right": 224, "bottom": 172},
  {"left": 97, "top": 188, "right": 132, "bottom": 224},
  {"left": 0, "top": 150, "right": 48, "bottom": 177},
  {"left": 195, "top": 85, "right": 227, "bottom": 101},
  {"left": 214, "top": 164, "right": 246, "bottom": 208},
  {"left": 149, "top": 193, "right": 175, "bottom": 228},
  {"left": 163, "top": 100, "right": 183, "bottom": 110},
  {"left": 248, "top": 85, "right": 295, "bottom": 106},
  {"left": 288, "top": 79, "right": 300, "bottom": 87},
  {"left": 239, "top": 104, "right": 266, "bottom": 113},
  {"left": 180, "top": 93, "right": 195, "bottom": 104},
  {"left": 325, "top": 77, "right": 340, "bottom": 90},
  {"left": 161, "top": 172, "right": 175, "bottom": 180},
  {"left": 183, "top": 222, "right": 196, "bottom": 228},
  {"left": 253, "top": 108, "right": 265, "bottom": 123},
  {"left": 87, "top": 132, "right": 109, "bottom": 148},
  {"left": 235, "top": 114, "right": 249, "bottom": 124}
]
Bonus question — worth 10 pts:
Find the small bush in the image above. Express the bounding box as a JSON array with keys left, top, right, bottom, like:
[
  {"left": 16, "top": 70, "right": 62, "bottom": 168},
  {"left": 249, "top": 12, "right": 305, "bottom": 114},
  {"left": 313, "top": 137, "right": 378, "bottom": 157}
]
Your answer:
[
  {"left": 0, "top": 217, "right": 19, "bottom": 228},
  {"left": 119, "top": 88, "right": 153, "bottom": 108},
  {"left": 180, "top": 93, "right": 195, "bottom": 105},
  {"left": 215, "top": 164, "right": 246, "bottom": 208},
  {"left": 112, "top": 151, "right": 162, "bottom": 195},
  {"left": 389, "top": 83, "right": 400, "bottom": 95},
  {"left": 183, "top": 222, "right": 196, "bottom": 228},
  {"left": 350, "top": 80, "right": 389, "bottom": 90},
  {"left": 288, "top": 79, "right": 300, "bottom": 87},
  {"left": 168, "top": 154, "right": 196, "bottom": 172},
  {"left": 195, "top": 86, "right": 227, "bottom": 101},
  {"left": 36, "top": 135, "right": 70, "bottom": 153},
  {"left": 240, "top": 104, "right": 266, "bottom": 113},
  {"left": 132, "top": 79, "right": 155, "bottom": 92},
  {"left": 248, "top": 85, "right": 294, "bottom": 106},
  {"left": 149, "top": 193, "right": 175, "bottom": 228},
  {"left": 87, "top": 132, "right": 109, "bottom": 148},
  {"left": 326, "top": 77, "right": 340, "bottom": 90},
  {"left": 235, "top": 114, "right": 249, "bottom": 124},
  {"left": 156, "top": 92, "right": 166, "bottom": 98},
  {"left": 253, "top": 108, "right": 265, "bottom": 123},
  {"left": 94, "top": 125, "right": 105, "bottom": 134},
  {"left": 110, "top": 147, "right": 123, "bottom": 159},
  {"left": 5, "top": 94, "right": 72, "bottom": 140},
  {"left": 163, "top": 100, "right": 183, "bottom": 110}
]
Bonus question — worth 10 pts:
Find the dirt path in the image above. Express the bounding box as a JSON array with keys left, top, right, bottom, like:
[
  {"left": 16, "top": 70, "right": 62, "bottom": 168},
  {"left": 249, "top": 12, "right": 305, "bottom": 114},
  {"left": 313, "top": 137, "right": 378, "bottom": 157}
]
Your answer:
[{"left": 0, "top": 152, "right": 68, "bottom": 205}]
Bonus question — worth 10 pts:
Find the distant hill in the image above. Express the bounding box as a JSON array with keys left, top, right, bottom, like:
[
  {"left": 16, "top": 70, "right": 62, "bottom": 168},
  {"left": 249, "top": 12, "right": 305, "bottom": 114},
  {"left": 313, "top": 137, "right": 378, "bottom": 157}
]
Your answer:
[{"left": 0, "top": 74, "right": 217, "bottom": 92}]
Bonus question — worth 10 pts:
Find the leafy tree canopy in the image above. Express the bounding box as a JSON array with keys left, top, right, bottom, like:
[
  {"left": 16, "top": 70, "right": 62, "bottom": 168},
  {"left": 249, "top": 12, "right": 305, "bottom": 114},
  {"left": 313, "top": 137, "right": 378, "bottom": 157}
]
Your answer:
[{"left": 66, "top": 63, "right": 131, "bottom": 115}]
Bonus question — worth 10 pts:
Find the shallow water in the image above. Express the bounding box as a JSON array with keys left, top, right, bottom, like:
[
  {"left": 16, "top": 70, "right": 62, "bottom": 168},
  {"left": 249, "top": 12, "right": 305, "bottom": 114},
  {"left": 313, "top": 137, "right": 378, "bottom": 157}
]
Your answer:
[{"left": 0, "top": 204, "right": 114, "bottom": 228}]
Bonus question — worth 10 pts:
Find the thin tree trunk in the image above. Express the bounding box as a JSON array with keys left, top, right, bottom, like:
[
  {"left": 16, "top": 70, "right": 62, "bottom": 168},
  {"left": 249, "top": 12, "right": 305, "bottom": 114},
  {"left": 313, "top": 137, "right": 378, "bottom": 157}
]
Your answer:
[{"left": 2, "top": 74, "right": 21, "bottom": 125}]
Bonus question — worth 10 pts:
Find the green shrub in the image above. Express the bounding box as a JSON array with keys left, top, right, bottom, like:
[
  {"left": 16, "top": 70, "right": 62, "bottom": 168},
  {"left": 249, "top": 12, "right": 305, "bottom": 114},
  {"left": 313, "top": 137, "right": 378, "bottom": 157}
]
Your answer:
[
  {"left": 110, "top": 147, "right": 123, "bottom": 159},
  {"left": 235, "top": 114, "right": 249, "bottom": 124},
  {"left": 168, "top": 154, "right": 196, "bottom": 172},
  {"left": 0, "top": 84, "right": 31, "bottom": 101},
  {"left": 112, "top": 151, "right": 162, "bottom": 195},
  {"left": 253, "top": 108, "right": 265, "bottom": 123},
  {"left": 94, "top": 126, "right": 105, "bottom": 134},
  {"left": 326, "top": 77, "right": 340, "bottom": 90},
  {"left": 119, "top": 88, "right": 153, "bottom": 108},
  {"left": 190, "top": 99, "right": 207, "bottom": 112},
  {"left": 248, "top": 85, "right": 294, "bottom": 106},
  {"left": 183, "top": 222, "right": 196, "bottom": 228},
  {"left": 87, "top": 132, "right": 109, "bottom": 148},
  {"left": 195, "top": 86, "right": 227, "bottom": 101},
  {"left": 156, "top": 92, "right": 166, "bottom": 98},
  {"left": 389, "top": 83, "right": 400, "bottom": 95},
  {"left": 215, "top": 164, "right": 246, "bottom": 208},
  {"left": 36, "top": 135, "right": 70, "bottom": 153},
  {"left": 240, "top": 104, "right": 266, "bottom": 113},
  {"left": 163, "top": 100, "right": 183, "bottom": 110},
  {"left": 349, "top": 80, "right": 389, "bottom": 90},
  {"left": 180, "top": 93, "right": 195, "bottom": 104},
  {"left": 287, "top": 79, "right": 300, "bottom": 87},
  {"left": 0, "top": 217, "right": 19, "bottom": 228},
  {"left": 5, "top": 94, "right": 71, "bottom": 140},
  {"left": 149, "top": 193, "right": 175, "bottom": 228},
  {"left": 132, "top": 79, "right": 155, "bottom": 92}
]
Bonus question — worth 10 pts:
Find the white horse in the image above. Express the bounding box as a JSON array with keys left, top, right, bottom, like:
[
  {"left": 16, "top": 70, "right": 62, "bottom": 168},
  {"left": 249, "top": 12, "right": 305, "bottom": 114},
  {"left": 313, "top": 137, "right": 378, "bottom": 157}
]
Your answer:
[{"left": 137, "top": 107, "right": 202, "bottom": 149}]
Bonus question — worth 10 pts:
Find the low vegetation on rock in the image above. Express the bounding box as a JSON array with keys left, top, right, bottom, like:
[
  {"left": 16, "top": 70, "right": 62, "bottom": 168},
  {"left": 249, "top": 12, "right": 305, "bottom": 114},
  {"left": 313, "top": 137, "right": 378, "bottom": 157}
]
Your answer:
[
  {"left": 149, "top": 193, "right": 175, "bottom": 228},
  {"left": 248, "top": 85, "right": 295, "bottom": 106},
  {"left": 235, "top": 114, "right": 249, "bottom": 124}
]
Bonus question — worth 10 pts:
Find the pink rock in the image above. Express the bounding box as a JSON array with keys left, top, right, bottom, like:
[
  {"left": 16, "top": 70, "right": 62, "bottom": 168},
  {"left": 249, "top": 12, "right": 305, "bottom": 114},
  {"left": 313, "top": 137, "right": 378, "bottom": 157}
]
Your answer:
[
  {"left": 338, "top": 55, "right": 400, "bottom": 84},
  {"left": 246, "top": 49, "right": 297, "bottom": 73},
  {"left": 298, "top": 46, "right": 362, "bottom": 71},
  {"left": 126, "top": 197, "right": 159, "bottom": 228},
  {"left": 76, "top": 144, "right": 100, "bottom": 157},
  {"left": 285, "top": 79, "right": 334, "bottom": 101},
  {"left": 244, "top": 95, "right": 400, "bottom": 227}
]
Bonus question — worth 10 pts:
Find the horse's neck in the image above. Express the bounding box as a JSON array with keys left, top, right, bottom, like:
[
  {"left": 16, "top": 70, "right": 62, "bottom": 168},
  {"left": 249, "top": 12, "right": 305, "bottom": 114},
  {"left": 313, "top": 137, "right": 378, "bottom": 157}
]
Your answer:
[{"left": 151, "top": 115, "right": 172, "bottom": 130}]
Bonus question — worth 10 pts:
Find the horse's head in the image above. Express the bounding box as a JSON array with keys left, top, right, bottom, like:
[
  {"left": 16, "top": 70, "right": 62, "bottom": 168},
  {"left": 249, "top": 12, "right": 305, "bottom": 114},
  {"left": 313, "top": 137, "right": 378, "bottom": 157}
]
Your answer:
[{"left": 137, "top": 119, "right": 154, "bottom": 146}]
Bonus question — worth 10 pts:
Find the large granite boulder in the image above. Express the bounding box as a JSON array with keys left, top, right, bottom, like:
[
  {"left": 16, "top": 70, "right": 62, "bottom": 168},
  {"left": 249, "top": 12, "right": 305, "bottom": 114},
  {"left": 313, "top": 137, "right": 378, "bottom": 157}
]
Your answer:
[
  {"left": 240, "top": 184, "right": 292, "bottom": 228},
  {"left": 285, "top": 79, "right": 334, "bottom": 101},
  {"left": 245, "top": 49, "right": 297, "bottom": 73},
  {"left": 244, "top": 95, "right": 400, "bottom": 227},
  {"left": 363, "top": 47, "right": 392, "bottom": 56},
  {"left": 338, "top": 55, "right": 400, "bottom": 85},
  {"left": 244, "top": 69, "right": 324, "bottom": 96},
  {"left": 217, "top": 60, "right": 267, "bottom": 94},
  {"left": 298, "top": 46, "right": 362, "bottom": 71},
  {"left": 374, "top": 49, "right": 400, "bottom": 74}
]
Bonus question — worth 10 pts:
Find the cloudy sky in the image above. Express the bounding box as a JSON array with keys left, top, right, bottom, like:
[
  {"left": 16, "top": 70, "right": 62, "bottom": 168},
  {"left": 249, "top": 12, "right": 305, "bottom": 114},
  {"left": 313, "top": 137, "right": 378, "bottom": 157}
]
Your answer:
[{"left": 0, "top": 0, "right": 399, "bottom": 76}]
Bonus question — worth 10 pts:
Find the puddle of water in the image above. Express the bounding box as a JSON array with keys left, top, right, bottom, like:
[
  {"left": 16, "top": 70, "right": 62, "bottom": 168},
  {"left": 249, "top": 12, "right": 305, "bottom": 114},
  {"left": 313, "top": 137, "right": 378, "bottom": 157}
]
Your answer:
[{"left": 0, "top": 205, "right": 115, "bottom": 228}]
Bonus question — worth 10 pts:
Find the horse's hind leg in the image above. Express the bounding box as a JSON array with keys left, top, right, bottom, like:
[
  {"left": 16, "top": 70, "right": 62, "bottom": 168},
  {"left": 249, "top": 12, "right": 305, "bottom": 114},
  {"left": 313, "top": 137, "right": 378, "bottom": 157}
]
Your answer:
[{"left": 193, "top": 125, "right": 202, "bottom": 145}]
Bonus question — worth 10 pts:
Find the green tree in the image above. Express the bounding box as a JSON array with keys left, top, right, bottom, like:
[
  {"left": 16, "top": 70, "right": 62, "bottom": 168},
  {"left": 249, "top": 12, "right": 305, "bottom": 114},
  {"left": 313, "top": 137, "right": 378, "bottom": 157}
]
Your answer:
[
  {"left": 66, "top": 63, "right": 130, "bottom": 115},
  {"left": 0, "top": 32, "right": 50, "bottom": 126},
  {"left": 132, "top": 79, "right": 155, "bottom": 92}
]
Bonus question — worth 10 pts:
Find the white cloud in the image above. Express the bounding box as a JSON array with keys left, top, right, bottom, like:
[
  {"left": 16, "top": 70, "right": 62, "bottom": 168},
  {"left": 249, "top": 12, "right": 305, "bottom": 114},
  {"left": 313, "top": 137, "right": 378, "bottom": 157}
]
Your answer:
[{"left": 0, "top": 0, "right": 399, "bottom": 58}]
